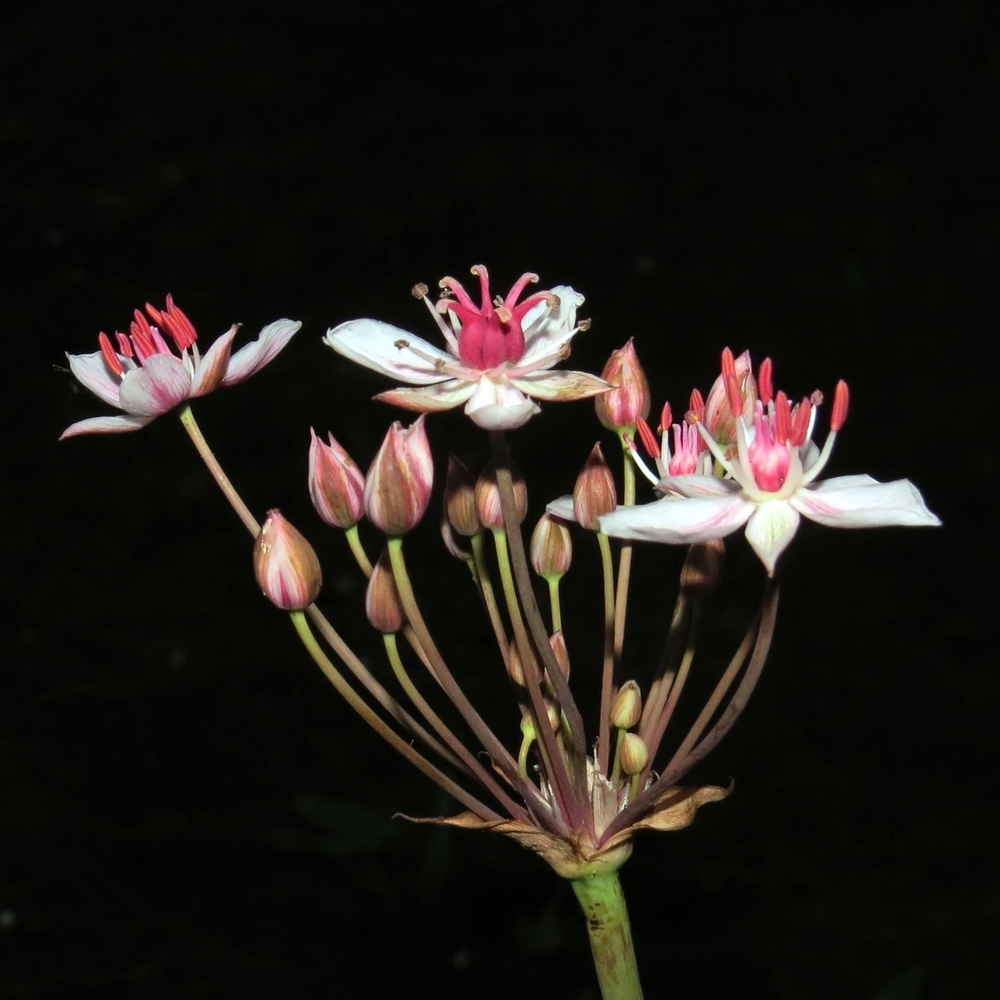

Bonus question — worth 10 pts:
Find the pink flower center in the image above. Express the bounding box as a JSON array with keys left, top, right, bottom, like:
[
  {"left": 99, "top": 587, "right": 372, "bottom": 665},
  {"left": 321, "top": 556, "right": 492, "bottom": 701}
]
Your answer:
[
  {"left": 440, "top": 266, "right": 549, "bottom": 370},
  {"left": 747, "top": 401, "right": 792, "bottom": 492}
]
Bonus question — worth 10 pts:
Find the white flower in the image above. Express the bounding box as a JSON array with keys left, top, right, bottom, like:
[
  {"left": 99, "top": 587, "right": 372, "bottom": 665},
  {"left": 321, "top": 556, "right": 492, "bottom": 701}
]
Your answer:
[
  {"left": 599, "top": 350, "right": 940, "bottom": 574},
  {"left": 324, "top": 265, "right": 609, "bottom": 431},
  {"left": 62, "top": 296, "right": 300, "bottom": 438}
]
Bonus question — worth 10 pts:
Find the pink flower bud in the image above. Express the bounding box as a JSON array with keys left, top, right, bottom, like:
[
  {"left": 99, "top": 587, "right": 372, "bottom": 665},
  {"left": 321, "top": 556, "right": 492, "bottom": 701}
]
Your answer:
[
  {"left": 573, "top": 443, "right": 617, "bottom": 530},
  {"left": 595, "top": 338, "right": 651, "bottom": 430},
  {"left": 530, "top": 513, "right": 572, "bottom": 579},
  {"left": 364, "top": 416, "right": 433, "bottom": 535},
  {"left": 254, "top": 510, "right": 323, "bottom": 611},
  {"left": 308, "top": 429, "right": 366, "bottom": 529},
  {"left": 475, "top": 460, "right": 528, "bottom": 530},
  {"left": 365, "top": 547, "right": 406, "bottom": 634}
]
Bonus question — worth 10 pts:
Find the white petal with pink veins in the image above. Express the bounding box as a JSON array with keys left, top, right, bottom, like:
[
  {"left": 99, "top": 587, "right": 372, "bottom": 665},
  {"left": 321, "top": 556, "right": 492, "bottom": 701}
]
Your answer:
[
  {"left": 519, "top": 286, "right": 585, "bottom": 368},
  {"left": 325, "top": 320, "right": 454, "bottom": 384},
  {"left": 375, "top": 380, "right": 477, "bottom": 412},
  {"left": 744, "top": 501, "right": 801, "bottom": 574},
  {"left": 463, "top": 378, "right": 539, "bottom": 430},
  {"left": 191, "top": 325, "right": 238, "bottom": 395},
  {"left": 655, "top": 474, "right": 741, "bottom": 498},
  {"left": 117, "top": 354, "right": 193, "bottom": 416},
  {"left": 511, "top": 369, "right": 610, "bottom": 401},
  {"left": 59, "top": 414, "right": 155, "bottom": 439},
  {"left": 66, "top": 351, "right": 124, "bottom": 408},
  {"left": 600, "top": 493, "right": 754, "bottom": 544},
  {"left": 791, "top": 476, "right": 941, "bottom": 528},
  {"left": 222, "top": 319, "right": 301, "bottom": 386}
]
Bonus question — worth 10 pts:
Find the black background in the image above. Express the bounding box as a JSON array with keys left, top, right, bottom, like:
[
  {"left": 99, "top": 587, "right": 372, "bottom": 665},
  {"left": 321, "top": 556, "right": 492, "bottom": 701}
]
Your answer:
[{"left": 2, "top": 3, "right": 996, "bottom": 998}]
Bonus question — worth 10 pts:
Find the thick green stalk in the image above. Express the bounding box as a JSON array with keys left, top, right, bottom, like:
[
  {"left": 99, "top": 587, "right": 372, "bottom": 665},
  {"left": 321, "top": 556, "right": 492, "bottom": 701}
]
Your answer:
[{"left": 571, "top": 870, "right": 644, "bottom": 1000}]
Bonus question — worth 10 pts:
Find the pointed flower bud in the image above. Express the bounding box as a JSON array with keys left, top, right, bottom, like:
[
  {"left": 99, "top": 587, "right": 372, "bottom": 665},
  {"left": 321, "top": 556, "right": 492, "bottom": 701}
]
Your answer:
[
  {"left": 308, "top": 429, "right": 366, "bottom": 529},
  {"left": 475, "top": 459, "right": 528, "bottom": 530},
  {"left": 548, "top": 631, "right": 571, "bottom": 682},
  {"left": 444, "top": 455, "right": 481, "bottom": 537},
  {"left": 530, "top": 513, "right": 573, "bottom": 580},
  {"left": 364, "top": 415, "right": 433, "bottom": 535},
  {"left": 573, "top": 443, "right": 617, "bottom": 530},
  {"left": 610, "top": 680, "right": 642, "bottom": 730},
  {"left": 365, "top": 547, "right": 406, "bottom": 633},
  {"left": 254, "top": 510, "right": 323, "bottom": 611},
  {"left": 507, "top": 642, "right": 526, "bottom": 687},
  {"left": 618, "top": 732, "right": 649, "bottom": 776},
  {"left": 595, "top": 338, "right": 651, "bottom": 431}
]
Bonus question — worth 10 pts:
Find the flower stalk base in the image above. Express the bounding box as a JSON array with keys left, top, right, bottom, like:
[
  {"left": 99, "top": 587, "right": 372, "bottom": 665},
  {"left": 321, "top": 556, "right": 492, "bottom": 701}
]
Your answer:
[{"left": 571, "top": 869, "right": 644, "bottom": 1000}]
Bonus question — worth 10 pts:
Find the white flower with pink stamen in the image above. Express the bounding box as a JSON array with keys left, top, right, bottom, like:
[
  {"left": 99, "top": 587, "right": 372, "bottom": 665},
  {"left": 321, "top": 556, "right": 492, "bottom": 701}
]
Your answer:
[
  {"left": 61, "top": 296, "right": 300, "bottom": 439},
  {"left": 600, "top": 348, "right": 940, "bottom": 574},
  {"left": 324, "top": 265, "right": 609, "bottom": 431}
]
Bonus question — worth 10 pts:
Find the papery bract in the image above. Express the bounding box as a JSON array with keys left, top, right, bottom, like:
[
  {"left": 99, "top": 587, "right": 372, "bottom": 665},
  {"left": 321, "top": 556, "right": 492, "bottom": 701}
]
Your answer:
[
  {"left": 324, "top": 265, "right": 609, "bottom": 430},
  {"left": 62, "top": 296, "right": 300, "bottom": 438}
]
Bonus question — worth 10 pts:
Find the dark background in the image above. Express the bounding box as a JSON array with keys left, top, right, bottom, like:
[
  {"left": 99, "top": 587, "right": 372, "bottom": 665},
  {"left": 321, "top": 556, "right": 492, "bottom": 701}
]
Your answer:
[{"left": 2, "top": 3, "right": 996, "bottom": 998}]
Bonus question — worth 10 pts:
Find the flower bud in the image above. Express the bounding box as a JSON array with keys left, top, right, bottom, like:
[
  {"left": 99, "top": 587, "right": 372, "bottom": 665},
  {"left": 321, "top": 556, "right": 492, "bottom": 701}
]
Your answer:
[
  {"left": 365, "top": 547, "right": 406, "bottom": 633},
  {"left": 506, "top": 642, "right": 526, "bottom": 687},
  {"left": 254, "top": 510, "right": 323, "bottom": 611},
  {"left": 703, "top": 349, "right": 756, "bottom": 451},
  {"left": 530, "top": 513, "right": 572, "bottom": 580},
  {"left": 364, "top": 415, "right": 433, "bottom": 534},
  {"left": 610, "top": 680, "right": 642, "bottom": 730},
  {"left": 308, "top": 429, "right": 365, "bottom": 529},
  {"left": 618, "top": 732, "right": 649, "bottom": 776},
  {"left": 573, "top": 443, "right": 617, "bottom": 530},
  {"left": 475, "top": 459, "right": 528, "bottom": 530},
  {"left": 548, "top": 631, "right": 571, "bottom": 682},
  {"left": 444, "top": 455, "right": 481, "bottom": 537},
  {"left": 595, "top": 339, "right": 651, "bottom": 431},
  {"left": 680, "top": 539, "right": 725, "bottom": 597}
]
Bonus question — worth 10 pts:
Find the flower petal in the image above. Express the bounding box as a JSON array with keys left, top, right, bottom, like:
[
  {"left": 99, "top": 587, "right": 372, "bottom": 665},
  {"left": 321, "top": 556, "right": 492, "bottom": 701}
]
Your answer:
[
  {"left": 325, "top": 320, "right": 455, "bottom": 385},
  {"left": 519, "top": 285, "right": 585, "bottom": 368},
  {"left": 117, "top": 354, "right": 193, "bottom": 417},
  {"left": 192, "top": 324, "right": 238, "bottom": 395},
  {"left": 222, "top": 319, "right": 301, "bottom": 386},
  {"left": 791, "top": 476, "right": 941, "bottom": 529},
  {"left": 510, "top": 369, "right": 610, "bottom": 402},
  {"left": 655, "top": 474, "right": 742, "bottom": 498},
  {"left": 744, "top": 500, "right": 801, "bottom": 574},
  {"left": 66, "top": 351, "right": 123, "bottom": 409},
  {"left": 463, "top": 378, "right": 539, "bottom": 430},
  {"left": 545, "top": 495, "right": 576, "bottom": 522},
  {"left": 599, "top": 493, "right": 753, "bottom": 545},
  {"left": 375, "top": 379, "right": 476, "bottom": 412},
  {"left": 60, "top": 414, "right": 155, "bottom": 439}
]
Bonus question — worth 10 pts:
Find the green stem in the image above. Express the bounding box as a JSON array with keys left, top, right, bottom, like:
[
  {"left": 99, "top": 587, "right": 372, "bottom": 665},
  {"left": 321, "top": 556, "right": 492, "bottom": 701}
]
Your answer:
[{"left": 571, "top": 870, "right": 644, "bottom": 1000}]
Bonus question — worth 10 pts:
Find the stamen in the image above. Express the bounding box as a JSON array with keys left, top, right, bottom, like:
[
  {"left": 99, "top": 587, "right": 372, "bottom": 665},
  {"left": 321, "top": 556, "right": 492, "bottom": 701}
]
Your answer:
[
  {"left": 688, "top": 388, "right": 705, "bottom": 422},
  {"left": 830, "top": 380, "right": 849, "bottom": 431},
  {"left": 721, "top": 348, "right": 743, "bottom": 417},
  {"left": 98, "top": 332, "right": 125, "bottom": 376},
  {"left": 758, "top": 357, "right": 774, "bottom": 405},
  {"left": 624, "top": 433, "right": 660, "bottom": 485},
  {"left": 789, "top": 398, "right": 812, "bottom": 447},
  {"left": 115, "top": 332, "right": 134, "bottom": 359},
  {"left": 774, "top": 391, "right": 792, "bottom": 442},
  {"left": 659, "top": 401, "right": 673, "bottom": 433},
  {"left": 636, "top": 417, "right": 660, "bottom": 458},
  {"left": 419, "top": 290, "right": 460, "bottom": 353}
]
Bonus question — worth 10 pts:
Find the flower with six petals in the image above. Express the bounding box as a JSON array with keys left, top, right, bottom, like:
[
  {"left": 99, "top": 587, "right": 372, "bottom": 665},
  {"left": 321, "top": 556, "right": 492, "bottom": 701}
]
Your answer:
[
  {"left": 599, "top": 349, "right": 940, "bottom": 574},
  {"left": 324, "top": 265, "right": 609, "bottom": 431},
  {"left": 61, "top": 296, "right": 300, "bottom": 439}
]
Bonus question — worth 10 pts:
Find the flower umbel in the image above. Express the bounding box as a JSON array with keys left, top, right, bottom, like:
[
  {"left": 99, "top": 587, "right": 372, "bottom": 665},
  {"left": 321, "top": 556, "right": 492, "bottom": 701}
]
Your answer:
[
  {"left": 324, "top": 265, "right": 609, "bottom": 430},
  {"left": 62, "top": 296, "right": 301, "bottom": 438},
  {"left": 601, "top": 348, "right": 941, "bottom": 573}
]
